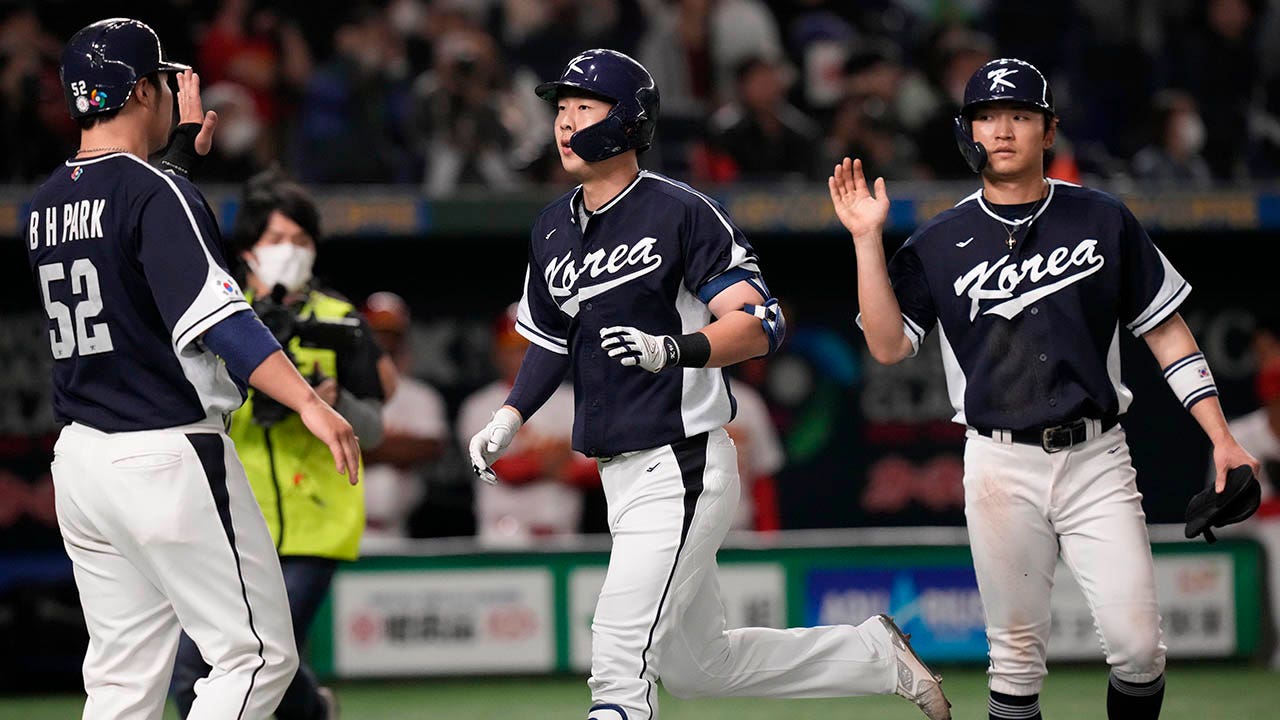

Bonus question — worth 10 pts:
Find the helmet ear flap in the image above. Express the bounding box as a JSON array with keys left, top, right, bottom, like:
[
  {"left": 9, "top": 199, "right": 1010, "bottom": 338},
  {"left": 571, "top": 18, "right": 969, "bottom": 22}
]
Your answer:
[{"left": 953, "top": 115, "right": 987, "bottom": 173}]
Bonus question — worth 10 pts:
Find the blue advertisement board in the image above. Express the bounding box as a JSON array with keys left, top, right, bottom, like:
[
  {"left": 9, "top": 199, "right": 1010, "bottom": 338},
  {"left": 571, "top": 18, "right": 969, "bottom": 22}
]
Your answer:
[{"left": 805, "top": 567, "right": 988, "bottom": 661}]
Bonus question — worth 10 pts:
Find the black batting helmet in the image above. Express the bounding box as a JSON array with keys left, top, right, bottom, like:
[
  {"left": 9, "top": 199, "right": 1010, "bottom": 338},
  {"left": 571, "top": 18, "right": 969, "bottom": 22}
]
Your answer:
[
  {"left": 953, "top": 58, "right": 1055, "bottom": 173},
  {"left": 60, "top": 18, "right": 189, "bottom": 120},
  {"left": 535, "top": 49, "right": 659, "bottom": 163}
]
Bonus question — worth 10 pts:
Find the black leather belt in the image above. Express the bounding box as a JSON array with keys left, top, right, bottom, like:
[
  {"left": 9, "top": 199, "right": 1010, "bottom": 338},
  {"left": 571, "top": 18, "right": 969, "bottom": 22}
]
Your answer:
[{"left": 973, "top": 416, "right": 1119, "bottom": 453}]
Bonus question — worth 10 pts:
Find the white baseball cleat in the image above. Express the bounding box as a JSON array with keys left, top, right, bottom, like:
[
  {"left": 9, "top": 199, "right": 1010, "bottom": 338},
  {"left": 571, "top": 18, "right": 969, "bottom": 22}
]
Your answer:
[
  {"left": 319, "top": 686, "right": 340, "bottom": 719},
  {"left": 877, "top": 614, "right": 952, "bottom": 720}
]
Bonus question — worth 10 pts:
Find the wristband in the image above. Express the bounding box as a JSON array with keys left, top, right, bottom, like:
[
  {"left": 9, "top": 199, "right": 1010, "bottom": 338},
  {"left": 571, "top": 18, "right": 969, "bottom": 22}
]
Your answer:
[
  {"left": 662, "top": 332, "right": 712, "bottom": 369},
  {"left": 1163, "top": 352, "right": 1218, "bottom": 410},
  {"left": 157, "top": 122, "right": 204, "bottom": 178}
]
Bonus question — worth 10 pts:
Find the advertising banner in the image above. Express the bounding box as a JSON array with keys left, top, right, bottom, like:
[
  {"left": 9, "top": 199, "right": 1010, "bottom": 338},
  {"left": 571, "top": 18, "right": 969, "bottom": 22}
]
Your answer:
[
  {"left": 332, "top": 569, "right": 554, "bottom": 676},
  {"left": 805, "top": 554, "right": 1238, "bottom": 663}
]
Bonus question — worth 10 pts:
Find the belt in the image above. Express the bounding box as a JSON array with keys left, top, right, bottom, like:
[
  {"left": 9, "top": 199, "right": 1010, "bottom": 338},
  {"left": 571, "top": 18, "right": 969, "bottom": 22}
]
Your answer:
[{"left": 973, "top": 416, "right": 1119, "bottom": 453}]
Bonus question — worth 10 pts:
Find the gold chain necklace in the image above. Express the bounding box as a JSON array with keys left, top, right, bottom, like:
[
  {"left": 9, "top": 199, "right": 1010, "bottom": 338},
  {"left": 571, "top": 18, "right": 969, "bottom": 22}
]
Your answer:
[{"left": 75, "top": 147, "right": 127, "bottom": 155}]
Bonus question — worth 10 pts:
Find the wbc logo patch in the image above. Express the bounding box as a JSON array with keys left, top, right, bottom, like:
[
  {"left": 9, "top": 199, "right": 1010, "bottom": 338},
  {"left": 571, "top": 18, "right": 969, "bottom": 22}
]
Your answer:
[{"left": 70, "top": 166, "right": 83, "bottom": 182}]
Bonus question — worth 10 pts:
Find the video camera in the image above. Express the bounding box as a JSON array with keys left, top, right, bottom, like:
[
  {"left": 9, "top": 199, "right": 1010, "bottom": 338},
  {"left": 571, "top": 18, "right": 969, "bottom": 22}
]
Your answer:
[{"left": 250, "top": 285, "right": 366, "bottom": 427}]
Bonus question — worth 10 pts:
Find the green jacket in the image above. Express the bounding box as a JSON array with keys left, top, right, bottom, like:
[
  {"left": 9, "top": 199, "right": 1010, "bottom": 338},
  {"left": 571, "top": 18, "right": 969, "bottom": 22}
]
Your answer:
[{"left": 230, "top": 289, "right": 374, "bottom": 560}]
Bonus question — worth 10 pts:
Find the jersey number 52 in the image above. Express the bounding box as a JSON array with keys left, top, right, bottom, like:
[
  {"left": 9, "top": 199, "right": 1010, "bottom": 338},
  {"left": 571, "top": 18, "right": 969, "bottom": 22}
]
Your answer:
[{"left": 37, "top": 259, "right": 114, "bottom": 359}]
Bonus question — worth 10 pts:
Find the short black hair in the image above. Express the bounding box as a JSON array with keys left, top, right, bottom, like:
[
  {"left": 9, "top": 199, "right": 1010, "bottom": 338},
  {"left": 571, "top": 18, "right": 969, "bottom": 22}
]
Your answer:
[
  {"left": 230, "top": 168, "right": 322, "bottom": 259},
  {"left": 75, "top": 73, "right": 161, "bottom": 130}
]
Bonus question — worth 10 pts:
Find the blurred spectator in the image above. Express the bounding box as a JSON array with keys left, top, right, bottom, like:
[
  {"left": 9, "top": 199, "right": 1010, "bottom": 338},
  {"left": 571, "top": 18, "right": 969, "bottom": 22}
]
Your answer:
[
  {"left": 822, "top": 93, "right": 920, "bottom": 184},
  {"left": 292, "top": 5, "right": 414, "bottom": 183},
  {"left": 911, "top": 26, "right": 993, "bottom": 180},
  {"left": 1210, "top": 311, "right": 1280, "bottom": 668},
  {"left": 457, "top": 305, "right": 599, "bottom": 547},
  {"left": 409, "top": 27, "right": 521, "bottom": 196},
  {"left": 505, "top": 0, "right": 646, "bottom": 84},
  {"left": 196, "top": 82, "right": 270, "bottom": 181},
  {"left": 707, "top": 0, "right": 787, "bottom": 105},
  {"left": 704, "top": 56, "right": 819, "bottom": 182},
  {"left": 197, "top": 0, "right": 311, "bottom": 125},
  {"left": 0, "top": 5, "right": 74, "bottom": 181},
  {"left": 360, "top": 291, "right": 450, "bottom": 548},
  {"left": 1166, "top": 0, "right": 1264, "bottom": 180},
  {"left": 725, "top": 377, "right": 785, "bottom": 532},
  {"left": 1131, "top": 89, "right": 1213, "bottom": 188}
]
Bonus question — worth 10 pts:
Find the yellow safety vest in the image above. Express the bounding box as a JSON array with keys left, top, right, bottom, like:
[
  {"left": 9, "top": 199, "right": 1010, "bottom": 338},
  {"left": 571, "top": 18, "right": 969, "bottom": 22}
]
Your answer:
[{"left": 230, "top": 289, "right": 365, "bottom": 560}]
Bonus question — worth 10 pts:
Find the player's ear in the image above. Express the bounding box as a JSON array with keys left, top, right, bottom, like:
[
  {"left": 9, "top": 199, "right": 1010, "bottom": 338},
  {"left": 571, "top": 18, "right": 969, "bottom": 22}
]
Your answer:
[{"left": 1043, "top": 115, "right": 1058, "bottom": 150}]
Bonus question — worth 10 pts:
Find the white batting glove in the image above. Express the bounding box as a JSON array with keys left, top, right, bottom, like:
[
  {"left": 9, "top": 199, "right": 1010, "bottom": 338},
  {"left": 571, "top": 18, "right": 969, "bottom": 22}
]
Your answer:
[
  {"left": 468, "top": 406, "right": 522, "bottom": 484},
  {"left": 600, "top": 326, "right": 675, "bottom": 373}
]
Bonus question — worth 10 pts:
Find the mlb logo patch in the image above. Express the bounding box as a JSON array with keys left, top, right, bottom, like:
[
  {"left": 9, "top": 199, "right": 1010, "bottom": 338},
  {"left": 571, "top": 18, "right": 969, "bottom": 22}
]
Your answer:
[{"left": 71, "top": 166, "right": 83, "bottom": 182}]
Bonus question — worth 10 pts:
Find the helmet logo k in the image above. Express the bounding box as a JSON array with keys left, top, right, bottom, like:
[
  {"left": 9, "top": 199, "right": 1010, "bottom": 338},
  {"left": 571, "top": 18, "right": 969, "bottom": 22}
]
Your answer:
[{"left": 987, "top": 68, "right": 1018, "bottom": 92}]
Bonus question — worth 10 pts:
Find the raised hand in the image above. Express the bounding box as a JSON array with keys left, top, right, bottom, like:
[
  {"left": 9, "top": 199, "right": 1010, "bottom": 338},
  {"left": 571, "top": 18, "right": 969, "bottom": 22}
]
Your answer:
[
  {"left": 175, "top": 69, "right": 218, "bottom": 156},
  {"left": 828, "top": 157, "right": 890, "bottom": 241}
]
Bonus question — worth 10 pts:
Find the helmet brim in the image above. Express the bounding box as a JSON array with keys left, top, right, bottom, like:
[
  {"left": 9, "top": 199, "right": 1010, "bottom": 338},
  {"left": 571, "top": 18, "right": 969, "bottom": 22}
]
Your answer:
[
  {"left": 535, "top": 80, "right": 617, "bottom": 104},
  {"left": 158, "top": 60, "right": 192, "bottom": 73},
  {"left": 962, "top": 98, "right": 1054, "bottom": 118}
]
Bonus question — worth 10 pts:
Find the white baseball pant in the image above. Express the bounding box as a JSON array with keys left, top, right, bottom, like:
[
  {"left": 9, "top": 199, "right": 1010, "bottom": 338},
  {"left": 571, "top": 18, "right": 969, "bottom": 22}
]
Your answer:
[
  {"left": 52, "top": 422, "right": 297, "bottom": 720},
  {"left": 587, "top": 428, "right": 896, "bottom": 720},
  {"left": 963, "top": 424, "right": 1167, "bottom": 696}
]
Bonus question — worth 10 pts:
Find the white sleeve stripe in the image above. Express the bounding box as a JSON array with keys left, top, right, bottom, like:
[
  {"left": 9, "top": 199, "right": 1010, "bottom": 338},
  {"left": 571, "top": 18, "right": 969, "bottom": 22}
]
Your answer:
[
  {"left": 516, "top": 319, "right": 567, "bottom": 348},
  {"left": 1129, "top": 281, "right": 1190, "bottom": 336},
  {"left": 515, "top": 323, "right": 569, "bottom": 354},
  {"left": 174, "top": 299, "right": 250, "bottom": 350},
  {"left": 121, "top": 154, "right": 217, "bottom": 267},
  {"left": 903, "top": 314, "right": 927, "bottom": 342}
]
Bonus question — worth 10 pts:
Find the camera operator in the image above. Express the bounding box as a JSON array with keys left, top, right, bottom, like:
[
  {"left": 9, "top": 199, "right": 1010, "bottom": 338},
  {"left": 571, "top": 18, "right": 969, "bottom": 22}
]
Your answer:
[{"left": 170, "top": 171, "right": 393, "bottom": 720}]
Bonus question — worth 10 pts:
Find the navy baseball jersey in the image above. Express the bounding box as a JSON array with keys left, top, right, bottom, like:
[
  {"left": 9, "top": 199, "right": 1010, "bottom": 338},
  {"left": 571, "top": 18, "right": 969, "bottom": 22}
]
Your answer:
[
  {"left": 27, "top": 153, "right": 249, "bottom": 432},
  {"left": 517, "top": 170, "right": 764, "bottom": 457},
  {"left": 865, "top": 179, "right": 1188, "bottom": 431}
]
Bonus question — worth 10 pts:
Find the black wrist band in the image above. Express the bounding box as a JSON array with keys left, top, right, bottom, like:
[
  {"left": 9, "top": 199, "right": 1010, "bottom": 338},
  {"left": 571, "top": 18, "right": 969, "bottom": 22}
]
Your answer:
[
  {"left": 158, "top": 122, "right": 204, "bottom": 178},
  {"left": 668, "top": 332, "right": 711, "bottom": 368}
]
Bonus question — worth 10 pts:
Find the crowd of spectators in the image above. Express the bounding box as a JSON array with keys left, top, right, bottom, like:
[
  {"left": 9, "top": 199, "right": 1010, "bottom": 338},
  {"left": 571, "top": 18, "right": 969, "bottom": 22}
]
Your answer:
[{"left": 4, "top": 0, "right": 1280, "bottom": 190}]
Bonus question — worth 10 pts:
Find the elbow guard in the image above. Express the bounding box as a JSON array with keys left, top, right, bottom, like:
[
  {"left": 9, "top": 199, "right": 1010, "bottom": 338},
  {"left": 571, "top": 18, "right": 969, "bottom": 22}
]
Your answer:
[{"left": 743, "top": 298, "right": 786, "bottom": 355}]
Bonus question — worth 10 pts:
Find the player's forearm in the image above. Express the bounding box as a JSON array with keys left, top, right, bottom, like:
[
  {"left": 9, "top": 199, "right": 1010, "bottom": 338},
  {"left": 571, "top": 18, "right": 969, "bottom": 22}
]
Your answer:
[
  {"left": 699, "top": 311, "right": 770, "bottom": 367},
  {"left": 248, "top": 350, "right": 328, "bottom": 414},
  {"left": 853, "top": 232, "right": 912, "bottom": 364},
  {"left": 1143, "top": 313, "right": 1231, "bottom": 442}
]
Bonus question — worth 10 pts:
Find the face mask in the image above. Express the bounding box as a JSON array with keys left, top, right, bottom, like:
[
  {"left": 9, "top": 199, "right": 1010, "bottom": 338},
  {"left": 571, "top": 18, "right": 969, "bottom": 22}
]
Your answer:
[
  {"left": 219, "top": 117, "right": 261, "bottom": 156},
  {"left": 248, "top": 243, "right": 315, "bottom": 294},
  {"left": 1174, "top": 114, "right": 1206, "bottom": 155}
]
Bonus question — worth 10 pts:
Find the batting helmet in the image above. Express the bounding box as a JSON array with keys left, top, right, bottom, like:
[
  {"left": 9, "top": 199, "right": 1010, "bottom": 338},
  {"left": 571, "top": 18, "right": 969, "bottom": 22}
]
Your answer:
[
  {"left": 60, "top": 18, "right": 190, "bottom": 120},
  {"left": 535, "top": 49, "right": 659, "bottom": 163},
  {"left": 952, "top": 58, "right": 1055, "bottom": 173},
  {"left": 1185, "top": 465, "right": 1262, "bottom": 544}
]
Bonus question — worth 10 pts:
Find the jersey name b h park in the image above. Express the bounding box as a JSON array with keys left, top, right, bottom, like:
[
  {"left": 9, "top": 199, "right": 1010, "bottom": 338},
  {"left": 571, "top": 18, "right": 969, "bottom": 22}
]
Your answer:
[
  {"left": 867, "top": 179, "right": 1189, "bottom": 432},
  {"left": 26, "top": 153, "right": 250, "bottom": 432}
]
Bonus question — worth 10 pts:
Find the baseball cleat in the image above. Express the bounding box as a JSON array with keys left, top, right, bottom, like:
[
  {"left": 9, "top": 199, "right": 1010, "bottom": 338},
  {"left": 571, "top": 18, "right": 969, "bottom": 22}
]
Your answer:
[{"left": 877, "top": 614, "right": 952, "bottom": 720}]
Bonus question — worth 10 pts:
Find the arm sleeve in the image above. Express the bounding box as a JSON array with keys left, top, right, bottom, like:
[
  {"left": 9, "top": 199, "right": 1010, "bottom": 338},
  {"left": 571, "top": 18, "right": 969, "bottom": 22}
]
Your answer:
[
  {"left": 200, "top": 309, "right": 282, "bottom": 382},
  {"left": 136, "top": 176, "right": 251, "bottom": 351},
  {"left": 1119, "top": 204, "right": 1191, "bottom": 336},
  {"left": 515, "top": 229, "right": 570, "bottom": 354},
  {"left": 335, "top": 311, "right": 387, "bottom": 401},
  {"left": 854, "top": 241, "right": 936, "bottom": 357},
  {"left": 505, "top": 344, "right": 571, "bottom": 421},
  {"left": 678, "top": 193, "right": 768, "bottom": 303}
]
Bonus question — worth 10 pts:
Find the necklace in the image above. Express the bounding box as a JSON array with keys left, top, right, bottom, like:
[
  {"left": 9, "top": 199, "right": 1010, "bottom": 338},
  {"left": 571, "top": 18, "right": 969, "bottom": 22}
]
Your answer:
[
  {"left": 75, "top": 146, "right": 127, "bottom": 155},
  {"left": 992, "top": 179, "right": 1050, "bottom": 250}
]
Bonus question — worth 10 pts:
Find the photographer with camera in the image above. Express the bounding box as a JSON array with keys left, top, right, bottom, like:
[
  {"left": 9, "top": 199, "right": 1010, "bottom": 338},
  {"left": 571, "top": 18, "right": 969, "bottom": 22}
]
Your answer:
[{"left": 170, "top": 172, "right": 392, "bottom": 720}]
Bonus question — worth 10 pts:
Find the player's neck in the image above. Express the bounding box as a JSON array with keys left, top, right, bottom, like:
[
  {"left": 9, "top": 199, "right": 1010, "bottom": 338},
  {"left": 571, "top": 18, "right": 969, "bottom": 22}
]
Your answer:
[
  {"left": 77, "top": 123, "right": 150, "bottom": 160},
  {"left": 578, "top": 156, "right": 641, "bottom": 212},
  {"left": 981, "top": 173, "right": 1048, "bottom": 205}
]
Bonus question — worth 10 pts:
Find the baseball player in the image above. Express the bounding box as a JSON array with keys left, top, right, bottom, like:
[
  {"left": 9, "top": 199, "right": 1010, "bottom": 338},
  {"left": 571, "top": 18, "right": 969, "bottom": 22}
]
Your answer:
[
  {"left": 468, "top": 49, "right": 950, "bottom": 720},
  {"left": 831, "top": 57, "right": 1259, "bottom": 720},
  {"left": 28, "top": 19, "right": 359, "bottom": 720}
]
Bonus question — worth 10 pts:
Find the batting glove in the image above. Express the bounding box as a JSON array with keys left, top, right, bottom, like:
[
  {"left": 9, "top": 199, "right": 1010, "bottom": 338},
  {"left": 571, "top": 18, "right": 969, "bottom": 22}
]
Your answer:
[
  {"left": 600, "top": 326, "right": 676, "bottom": 373},
  {"left": 468, "top": 406, "right": 522, "bottom": 484}
]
